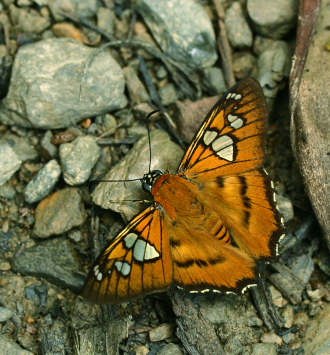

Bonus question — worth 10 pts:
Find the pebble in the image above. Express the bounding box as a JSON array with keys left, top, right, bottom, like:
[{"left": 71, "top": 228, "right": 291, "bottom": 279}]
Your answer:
[
  {"left": 2, "top": 134, "right": 38, "bottom": 162},
  {"left": 291, "top": 254, "right": 314, "bottom": 284},
  {"left": 252, "top": 343, "right": 277, "bottom": 355},
  {"left": 10, "top": 238, "right": 85, "bottom": 292},
  {"left": 202, "top": 67, "right": 227, "bottom": 95},
  {"left": 24, "top": 159, "right": 61, "bottom": 204},
  {"left": 0, "top": 183, "right": 16, "bottom": 199},
  {"left": 158, "top": 343, "right": 184, "bottom": 355},
  {"left": 247, "top": 0, "right": 298, "bottom": 39},
  {"left": 0, "top": 334, "right": 34, "bottom": 355},
  {"left": 40, "top": 131, "right": 58, "bottom": 159},
  {"left": 33, "top": 187, "right": 88, "bottom": 238},
  {"left": 149, "top": 323, "right": 175, "bottom": 342},
  {"left": 60, "top": 136, "right": 101, "bottom": 185},
  {"left": 260, "top": 331, "right": 283, "bottom": 345},
  {"left": 159, "top": 83, "right": 178, "bottom": 106},
  {"left": 9, "top": 4, "right": 51, "bottom": 34},
  {"left": 282, "top": 305, "right": 294, "bottom": 328},
  {"left": 0, "top": 142, "right": 21, "bottom": 186},
  {"left": 232, "top": 51, "right": 257, "bottom": 80},
  {"left": 124, "top": 66, "right": 150, "bottom": 104},
  {"left": 0, "top": 38, "right": 127, "bottom": 129},
  {"left": 97, "top": 7, "right": 116, "bottom": 38},
  {"left": 134, "top": 0, "right": 217, "bottom": 69},
  {"left": 225, "top": 2, "right": 253, "bottom": 49},
  {"left": 0, "top": 306, "right": 13, "bottom": 322},
  {"left": 49, "top": 0, "right": 97, "bottom": 22}
]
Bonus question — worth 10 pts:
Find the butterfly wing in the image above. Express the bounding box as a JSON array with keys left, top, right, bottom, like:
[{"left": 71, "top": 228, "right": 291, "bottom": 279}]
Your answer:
[
  {"left": 178, "top": 77, "right": 267, "bottom": 179},
  {"left": 177, "top": 77, "right": 284, "bottom": 262},
  {"left": 82, "top": 206, "right": 173, "bottom": 304}
]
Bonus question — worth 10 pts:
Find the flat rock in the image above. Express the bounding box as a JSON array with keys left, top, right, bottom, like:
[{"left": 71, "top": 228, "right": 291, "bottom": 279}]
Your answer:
[
  {"left": 247, "top": 0, "right": 298, "bottom": 39},
  {"left": 134, "top": 0, "right": 217, "bottom": 69},
  {"left": 0, "top": 38, "right": 127, "bottom": 129},
  {"left": 0, "top": 334, "right": 34, "bottom": 355},
  {"left": 0, "top": 142, "right": 21, "bottom": 186},
  {"left": 10, "top": 238, "right": 85, "bottom": 292},
  {"left": 60, "top": 136, "right": 101, "bottom": 185},
  {"left": 24, "top": 159, "right": 61, "bottom": 204},
  {"left": 33, "top": 187, "right": 87, "bottom": 238}
]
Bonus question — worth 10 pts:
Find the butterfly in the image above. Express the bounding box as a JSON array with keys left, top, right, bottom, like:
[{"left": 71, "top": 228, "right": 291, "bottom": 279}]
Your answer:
[{"left": 82, "top": 77, "right": 285, "bottom": 304}]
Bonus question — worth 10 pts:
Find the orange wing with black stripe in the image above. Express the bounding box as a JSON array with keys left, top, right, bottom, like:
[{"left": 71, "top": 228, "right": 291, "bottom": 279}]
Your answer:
[{"left": 82, "top": 206, "right": 173, "bottom": 304}]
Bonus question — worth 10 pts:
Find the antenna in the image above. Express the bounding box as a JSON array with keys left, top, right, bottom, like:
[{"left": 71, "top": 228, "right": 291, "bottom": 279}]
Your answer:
[{"left": 145, "top": 110, "right": 160, "bottom": 173}]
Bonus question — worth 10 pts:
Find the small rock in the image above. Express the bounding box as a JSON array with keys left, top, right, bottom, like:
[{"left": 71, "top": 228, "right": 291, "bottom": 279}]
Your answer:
[
  {"left": 247, "top": 0, "right": 298, "bottom": 39},
  {"left": 134, "top": 0, "right": 217, "bottom": 69},
  {"left": 124, "top": 66, "right": 150, "bottom": 104},
  {"left": 282, "top": 305, "right": 294, "bottom": 328},
  {"left": 40, "top": 131, "right": 58, "bottom": 159},
  {"left": 202, "top": 67, "right": 227, "bottom": 95},
  {"left": 291, "top": 254, "right": 314, "bottom": 284},
  {"left": 307, "top": 289, "right": 325, "bottom": 302},
  {"left": 232, "top": 51, "right": 257, "bottom": 80},
  {"left": 0, "top": 142, "right": 21, "bottom": 186},
  {"left": 33, "top": 187, "right": 87, "bottom": 238},
  {"left": 225, "top": 2, "right": 253, "bottom": 49},
  {"left": 260, "top": 331, "right": 282, "bottom": 345},
  {"left": 293, "top": 312, "right": 309, "bottom": 326},
  {"left": 9, "top": 4, "right": 51, "bottom": 34},
  {"left": 159, "top": 83, "right": 177, "bottom": 106},
  {"left": 252, "top": 343, "right": 277, "bottom": 355},
  {"left": 158, "top": 343, "right": 184, "bottom": 355},
  {"left": 0, "top": 306, "right": 13, "bottom": 322},
  {"left": 0, "top": 38, "right": 127, "bottom": 129},
  {"left": 10, "top": 238, "right": 85, "bottom": 292},
  {"left": 60, "top": 136, "right": 101, "bottom": 185},
  {"left": 176, "top": 96, "right": 220, "bottom": 143},
  {"left": 149, "top": 323, "right": 175, "bottom": 342},
  {"left": 97, "top": 7, "right": 116, "bottom": 38},
  {"left": 24, "top": 159, "right": 61, "bottom": 204},
  {"left": 0, "top": 183, "right": 16, "bottom": 199},
  {"left": 2, "top": 134, "right": 38, "bottom": 162},
  {"left": 0, "top": 261, "right": 11, "bottom": 271},
  {"left": 276, "top": 194, "right": 294, "bottom": 223},
  {"left": 49, "top": 0, "right": 97, "bottom": 22},
  {"left": 134, "top": 345, "right": 150, "bottom": 355},
  {"left": 0, "top": 334, "right": 34, "bottom": 355}
]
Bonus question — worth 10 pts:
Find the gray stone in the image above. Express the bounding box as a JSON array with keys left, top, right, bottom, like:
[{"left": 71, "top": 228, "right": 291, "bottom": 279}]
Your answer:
[
  {"left": 291, "top": 254, "right": 314, "bottom": 284},
  {"left": 159, "top": 83, "right": 178, "bottom": 106},
  {"left": 247, "top": 0, "right": 298, "bottom": 39},
  {"left": 0, "top": 38, "right": 127, "bottom": 129},
  {"left": 33, "top": 187, "right": 87, "bottom": 238},
  {"left": 24, "top": 159, "right": 61, "bottom": 204},
  {"left": 49, "top": 0, "right": 97, "bottom": 21},
  {"left": 10, "top": 238, "right": 85, "bottom": 292},
  {"left": 0, "top": 334, "right": 34, "bottom": 355},
  {"left": 9, "top": 4, "right": 51, "bottom": 34},
  {"left": 158, "top": 343, "right": 184, "bottom": 355},
  {"left": 0, "top": 142, "right": 21, "bottom": 186},
  {"left": 225, "top": 2, "right": 253, "bottom": 49},
  {"left": 60, "top": 136, "right": 101, "bottom": 185},
  {"left": 202, "top": 67, "right": 226, "bottom": 95},
  {"left": 0, "top": 306, "right": 13, "bottom": 322},
  {"left": 134, "top": 0, "right": 217, "bottom": 69},
  {"left": 92, "top": 129, "right": 183, "bottom": 222},
  {"left": 232, "top": 51, "right": 257, "bottom": 80},
  {"left": 1, "top": 134, "right": 38, "bottom": 162},
  {"left": 252, "top": 343, "right": 277, "bottom": 355}
]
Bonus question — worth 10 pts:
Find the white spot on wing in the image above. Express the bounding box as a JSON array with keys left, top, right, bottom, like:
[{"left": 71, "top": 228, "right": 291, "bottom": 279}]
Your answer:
[
  {"left": 234, "top": 94, "right": 242, "bottom": 100},
  {"left": 144, "top": 242, "right": 160, "bottom": 260},
  {"left": 242, "top": 284, "right": 257, "bottom": 293},
  {"left": 228, "top": 114, "right": 243, "bottom": 129},
  {"left": 212, "top": 135, "right": 233, "bottom": 151},
  {"left": 124, "top": 233, "right": 138, "bottom": 248},
  {"left": 133, "top": 239, "right": 146, "bottom": 261},
  {"left": 203, "top": 130, "right": 217, "bottom": 145},
  {"left": 115, "top": 261, "right": 131, "bottom": 276}
]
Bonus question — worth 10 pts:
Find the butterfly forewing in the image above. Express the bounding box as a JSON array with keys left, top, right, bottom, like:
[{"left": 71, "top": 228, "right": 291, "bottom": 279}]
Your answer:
[
  {"left": 82, "top": 206, "right": 173, "bottom": 304},
  {"left": 178, "top": 77, "right": 268, "bottom": 179}
]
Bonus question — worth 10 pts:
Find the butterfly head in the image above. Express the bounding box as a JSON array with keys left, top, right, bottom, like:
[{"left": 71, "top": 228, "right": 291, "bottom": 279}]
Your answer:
[{"left": 141, "top": 170, "right": 163, "bottom": 194}]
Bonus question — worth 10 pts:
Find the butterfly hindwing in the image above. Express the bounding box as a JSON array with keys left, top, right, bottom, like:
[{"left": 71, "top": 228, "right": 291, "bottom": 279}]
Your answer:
[
  {"left": 82, "top": 206, "right": 173, "bottom": 304},
  {"left": 178, "top": 77, "right": 268, "bottom": 179}
]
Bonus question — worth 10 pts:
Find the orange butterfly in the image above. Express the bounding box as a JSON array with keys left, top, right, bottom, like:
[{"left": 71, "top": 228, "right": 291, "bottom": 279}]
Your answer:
[{"left": 82, "top": 77, "right": 285, "bottom": 304}]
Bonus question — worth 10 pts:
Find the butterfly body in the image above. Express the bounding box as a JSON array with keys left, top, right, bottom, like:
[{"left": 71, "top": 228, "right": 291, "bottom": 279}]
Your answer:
[{"left": 82, "top": 78, "right": 285, "bottom": 304}]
